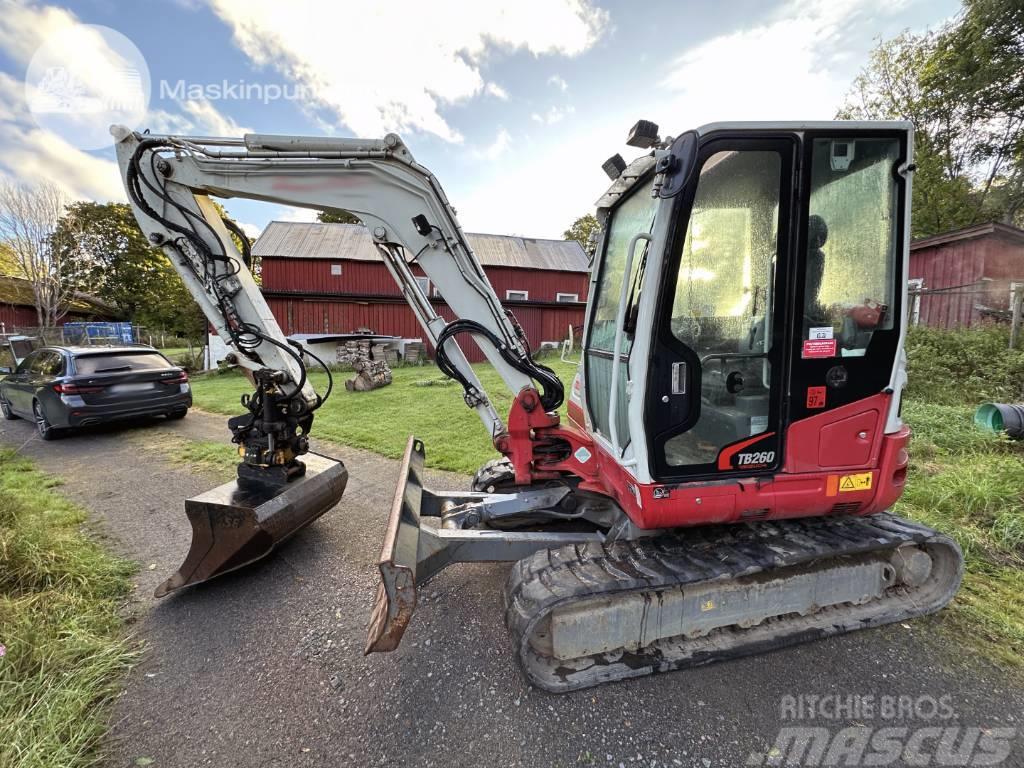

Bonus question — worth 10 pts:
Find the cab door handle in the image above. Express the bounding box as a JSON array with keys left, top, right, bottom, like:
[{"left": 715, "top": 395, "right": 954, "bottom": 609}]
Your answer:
[{"left": 671, "top": 362, "right": 686, "bottom": 394}]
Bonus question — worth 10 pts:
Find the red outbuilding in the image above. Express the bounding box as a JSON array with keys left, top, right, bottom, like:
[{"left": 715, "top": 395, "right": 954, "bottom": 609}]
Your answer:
[
  {"left": 254, "top": 222, "right": 590, "bottom": 361},
  {"left": 0, "top": 275, "right": 117, "bottom": 332},
  {"left": 908, "top": 222, "right": 1024, "bottom": 328}
]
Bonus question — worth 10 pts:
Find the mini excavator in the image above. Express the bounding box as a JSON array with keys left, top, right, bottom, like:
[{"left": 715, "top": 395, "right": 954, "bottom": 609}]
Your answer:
[{"left": 113, "top": 119, "right": 962, "bottom": 691}]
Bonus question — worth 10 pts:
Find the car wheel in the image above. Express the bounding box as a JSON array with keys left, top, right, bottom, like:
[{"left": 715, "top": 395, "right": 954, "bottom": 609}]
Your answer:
[
  {"left": 167, "top": 409, "right": 187, "bottom": 421},
  {"left": 34, "top": 400, "right": 57, "bottom": 441},
  {"left": 0, "top": 395, "right": 17, "bottom": 420}
]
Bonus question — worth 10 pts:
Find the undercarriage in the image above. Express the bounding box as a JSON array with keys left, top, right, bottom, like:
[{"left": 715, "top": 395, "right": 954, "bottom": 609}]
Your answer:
[{"left": 365, "top": 437, "right": 963, "bottom": 691}]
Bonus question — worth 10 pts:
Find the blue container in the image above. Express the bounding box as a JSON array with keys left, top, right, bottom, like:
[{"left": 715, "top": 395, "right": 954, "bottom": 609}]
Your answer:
[{"left": 63, "top": 322, "right": 134, "bottom": 344}]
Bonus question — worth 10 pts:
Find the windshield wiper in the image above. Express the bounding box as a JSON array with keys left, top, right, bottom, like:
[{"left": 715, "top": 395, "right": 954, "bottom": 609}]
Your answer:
[{"left": 93, "top": 365, "right": 132, "bottom": 373}]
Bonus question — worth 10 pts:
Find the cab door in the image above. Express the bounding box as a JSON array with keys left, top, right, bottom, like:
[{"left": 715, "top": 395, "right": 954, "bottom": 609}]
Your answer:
[
  {"left": 583, "top": 174, "right": 659, "bottom": 457},
  {"left": 646, "top": 137, "right": 796, "bottom": 480}
]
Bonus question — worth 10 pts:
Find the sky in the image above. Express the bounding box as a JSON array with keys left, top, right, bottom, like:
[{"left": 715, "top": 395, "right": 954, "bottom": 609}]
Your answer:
[{"left": 0, "top": 0, "right": 961, "bottom": 240}]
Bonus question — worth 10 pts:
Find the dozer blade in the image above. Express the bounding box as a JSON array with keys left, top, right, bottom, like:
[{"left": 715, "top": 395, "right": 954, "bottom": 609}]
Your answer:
[
  {"left": 365, "top": 436, "right": 604, "bottom": 654},
  {"left": 155, "top": 452, "right": 347, "bottom": 597},
  {"left": 365, "top": 436, "right": 425, "bottom": 653}
]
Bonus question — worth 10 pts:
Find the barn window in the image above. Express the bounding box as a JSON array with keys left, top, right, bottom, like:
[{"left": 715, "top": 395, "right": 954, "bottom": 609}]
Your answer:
[
  {"left": 331, "top": 263, "right": 342, "bottom": 276},
  {"left": 415, "top": 276, "right": 431, "bottom": 296},
  {"left": 506, "top": 289, "right": 529, "bottom": 301},
  {"left": 555, "top": 292, "right": 579, "bottom": 303}
]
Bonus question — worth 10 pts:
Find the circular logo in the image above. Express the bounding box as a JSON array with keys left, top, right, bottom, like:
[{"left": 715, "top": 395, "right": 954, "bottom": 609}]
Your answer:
[
  {"left": 826, "top": 365, "right": 849, "bottom": 389},
  {"left": 25, "top": 23, "right": 150, "bottom": 151}
]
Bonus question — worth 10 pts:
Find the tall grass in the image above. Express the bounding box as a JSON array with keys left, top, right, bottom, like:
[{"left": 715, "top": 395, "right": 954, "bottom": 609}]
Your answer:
[{"left": 0, "top": 449, "right": 137, "bottom": 768}]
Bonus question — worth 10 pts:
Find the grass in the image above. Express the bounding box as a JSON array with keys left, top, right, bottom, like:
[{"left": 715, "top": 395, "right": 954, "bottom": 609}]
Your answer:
[
  {"left": 0, "top": 449, "right": 137, "bottom": 768},
  {"left": 190, "top": 357, "right": 580, "bottom": 475},
  {"left": 896, "top": 401, "right": 1024, "bottom": 671},
  {"left": 126, "top": 431, "right": 238, "bottom": 481}
]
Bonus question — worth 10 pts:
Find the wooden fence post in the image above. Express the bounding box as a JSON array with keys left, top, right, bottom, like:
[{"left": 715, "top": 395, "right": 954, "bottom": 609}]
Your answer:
[{"left": 1011, "top": 283, "right": 1022, "bottom": 350}]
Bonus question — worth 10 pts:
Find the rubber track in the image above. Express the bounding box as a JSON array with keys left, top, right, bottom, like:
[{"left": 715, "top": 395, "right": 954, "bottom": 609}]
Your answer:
[{"left": 503, "top": 513, "right": 962, "bottom": 692}]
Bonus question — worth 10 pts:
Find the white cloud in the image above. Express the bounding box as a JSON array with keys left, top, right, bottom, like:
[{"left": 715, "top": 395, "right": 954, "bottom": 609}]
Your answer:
[
  {"left": 474, "top": 128, "right": 512, "bottom": 161},
  {"left": 547, "top": 74, "right": 569, "bottom": 92},
  {"left": 0, "top": 1, "right": 78, "bottom": 66},
  {"left": 530, "top": 105, "right": 575, "bottom": 125},
  {"left": 207, "top": 0, "right": 607, "bottom": 141},
  {"left": 274, "top": 206, "right": 318, "bottom": 223},
  {"left": 236, "top": 220, "right": 262, "bottom": 238},
  {"left": 0, "top": 3, "right": 254, "bottom": 203},
  {"left": 485, "top": 82, "right": 510, "bottom": 101},
  {"left": 148, "top": 99, "right": 252, "bottom": 136},
  {"left": 0, "top": 67, "right": 123, "bottom": 202},
  {"left": 660, "top": 0, "right": 910, "bottom": 125}
]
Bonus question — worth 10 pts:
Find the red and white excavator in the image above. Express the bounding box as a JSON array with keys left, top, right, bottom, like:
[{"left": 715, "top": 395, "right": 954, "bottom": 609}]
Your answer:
[{"left": 112, "top": 118, "right": 962, "bottom": 692}]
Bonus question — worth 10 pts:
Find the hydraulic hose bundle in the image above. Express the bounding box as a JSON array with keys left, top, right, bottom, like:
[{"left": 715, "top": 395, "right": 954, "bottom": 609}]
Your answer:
[
  {"left": 123, "top": 136, "right": 332, "bottom": 418},
  {"left": 434, "top": 318, "right": 564, "bottom": 413}
]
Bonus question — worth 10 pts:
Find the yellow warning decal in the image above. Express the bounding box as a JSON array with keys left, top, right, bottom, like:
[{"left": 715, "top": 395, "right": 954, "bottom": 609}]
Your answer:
[
  {"left": 700, "top": 599, "right": 715, "bottom": 612},
  {"left": 838, "top": 472, "right": 872, "bottom": 493}
]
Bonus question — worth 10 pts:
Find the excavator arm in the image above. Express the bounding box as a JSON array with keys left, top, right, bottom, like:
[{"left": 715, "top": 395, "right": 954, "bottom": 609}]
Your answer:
[
  {"left": 112, "top": 125, "right": 561, "bottom": 440},
  {"left": 112, "top": 125, "right": 575, "bottom": 601}
]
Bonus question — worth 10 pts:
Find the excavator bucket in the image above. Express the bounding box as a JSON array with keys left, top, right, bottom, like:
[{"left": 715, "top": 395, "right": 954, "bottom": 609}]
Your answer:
[{"left": 155, "top": 453, "right": 348, "bottom": 597}]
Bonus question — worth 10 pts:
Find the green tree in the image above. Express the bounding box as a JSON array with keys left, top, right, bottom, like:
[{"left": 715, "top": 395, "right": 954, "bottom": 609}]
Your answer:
[
  {"left": 53, "top": 202, "right": 205, "bottom": 338},
  {"left": 317, "top": 209, "right": 361, "bottom": 224},
  {"left": 838, "top": 2, "right": 1024, "bottom": 236},
  {"left": 923, "top": 0, "right": 1024, "bottom": 226},
  {"left": 563, "top": 213, "right": 600, "bottom": 252}
]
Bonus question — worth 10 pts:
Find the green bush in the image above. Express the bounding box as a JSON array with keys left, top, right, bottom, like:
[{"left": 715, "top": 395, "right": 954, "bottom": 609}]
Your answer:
[{"left": 905, "top": 324, "right": 1024, "bottom": 405}]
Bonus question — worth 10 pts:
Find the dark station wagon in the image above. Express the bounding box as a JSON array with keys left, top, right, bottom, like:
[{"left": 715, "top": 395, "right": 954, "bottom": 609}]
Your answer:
[{"left": 0, "top": 346, "right": 191, "bottom": 440}]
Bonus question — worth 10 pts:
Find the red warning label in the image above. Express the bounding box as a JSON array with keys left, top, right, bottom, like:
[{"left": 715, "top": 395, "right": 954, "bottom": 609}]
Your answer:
[
  {"left": 806, "top": 386, "right": 827, "bottom": 409},
  {"left": 802, "top": 338, "right": 836, "bottom": 359}
]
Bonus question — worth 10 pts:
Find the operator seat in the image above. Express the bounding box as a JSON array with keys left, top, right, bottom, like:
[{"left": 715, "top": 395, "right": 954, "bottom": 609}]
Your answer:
[{"left": 804, "top": 214, "right": 829, "bottom": 327}]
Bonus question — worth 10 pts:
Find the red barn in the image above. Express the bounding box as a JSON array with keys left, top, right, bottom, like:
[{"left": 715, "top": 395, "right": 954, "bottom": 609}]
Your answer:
[
  {"left": 255, "top": 222, "right": 590, "bottom": 361},
  {"left": 909, "top": 222, "right": 1024, "bottom": 328},
  {"left": 0, "top": 275, "right": 117, "bottom": 332}
]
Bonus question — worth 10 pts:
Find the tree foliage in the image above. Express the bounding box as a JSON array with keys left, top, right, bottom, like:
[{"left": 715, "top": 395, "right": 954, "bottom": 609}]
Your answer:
[
  {"left": 838, "top": 0, "right": 1024, "bottom": 237},
  {"left": 0, "top": 242, "right": 23, "bottom": 277},
  {"left": 317, "top": 209, "right": 361, "bottom": 224},
  {"left": 563, "top": 213, "right": 600, "bottom": 252},
  {"left": 54, "top": 202, "right": 205, "bottom": 338}
]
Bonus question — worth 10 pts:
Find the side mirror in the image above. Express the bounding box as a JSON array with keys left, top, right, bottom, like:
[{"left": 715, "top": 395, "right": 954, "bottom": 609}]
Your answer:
[{"left": 658, "top": 130, "right": 699, "bottom": 198}]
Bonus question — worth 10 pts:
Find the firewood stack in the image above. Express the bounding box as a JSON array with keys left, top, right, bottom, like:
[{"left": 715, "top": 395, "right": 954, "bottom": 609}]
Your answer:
[
  {"left": 346, "top": 359, "right": 393, "bottom": 392},
  {"left": 336, "top": 339, "right": 373, "bottom": 368}
]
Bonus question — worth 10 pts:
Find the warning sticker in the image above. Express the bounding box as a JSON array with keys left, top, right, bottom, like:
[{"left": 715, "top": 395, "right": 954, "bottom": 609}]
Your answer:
[
  {"left": 806, "top": 386, "right": 827, "bottom": 409},
  {"left": 809, "top": 326, "right": 834, "bottom": 340},
  {"left": 802, "top": 338, "right": 837, "bottom": 359},
  {"left": 839, "top": 472, "right": 873, "bottom": 493}
]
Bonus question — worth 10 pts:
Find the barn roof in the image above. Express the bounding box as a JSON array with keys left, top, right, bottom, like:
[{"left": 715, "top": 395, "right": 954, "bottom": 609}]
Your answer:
[
  {"left": 911, "top": 221, "right": 1024, "bottom": 251},
  {"left": 0, "top": 275, "right": 116, "bottom": 316},
  {"left": 252, "top": 222, "right": 590, "bottom": 273}
]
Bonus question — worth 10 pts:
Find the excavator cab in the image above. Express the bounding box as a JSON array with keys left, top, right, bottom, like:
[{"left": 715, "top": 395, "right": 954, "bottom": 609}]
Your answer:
[{"left": 585, "top": 126, "right": 908, "bottom": 498}]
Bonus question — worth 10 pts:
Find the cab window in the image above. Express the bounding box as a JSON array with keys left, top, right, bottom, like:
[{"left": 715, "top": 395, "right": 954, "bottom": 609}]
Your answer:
[{"left": 804, "top": 138, "right": 900, "bottom": 356}]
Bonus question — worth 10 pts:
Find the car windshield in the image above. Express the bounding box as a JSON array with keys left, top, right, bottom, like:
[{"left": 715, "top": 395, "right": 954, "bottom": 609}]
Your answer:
[{"left": 74, "top": 352, "right": 173, "bottom": 375}]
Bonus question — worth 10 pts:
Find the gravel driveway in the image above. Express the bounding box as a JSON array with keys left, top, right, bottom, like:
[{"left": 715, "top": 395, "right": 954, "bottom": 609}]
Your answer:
[{"left": 1, "top": 410, "right": 1022, "bottom": 768}]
